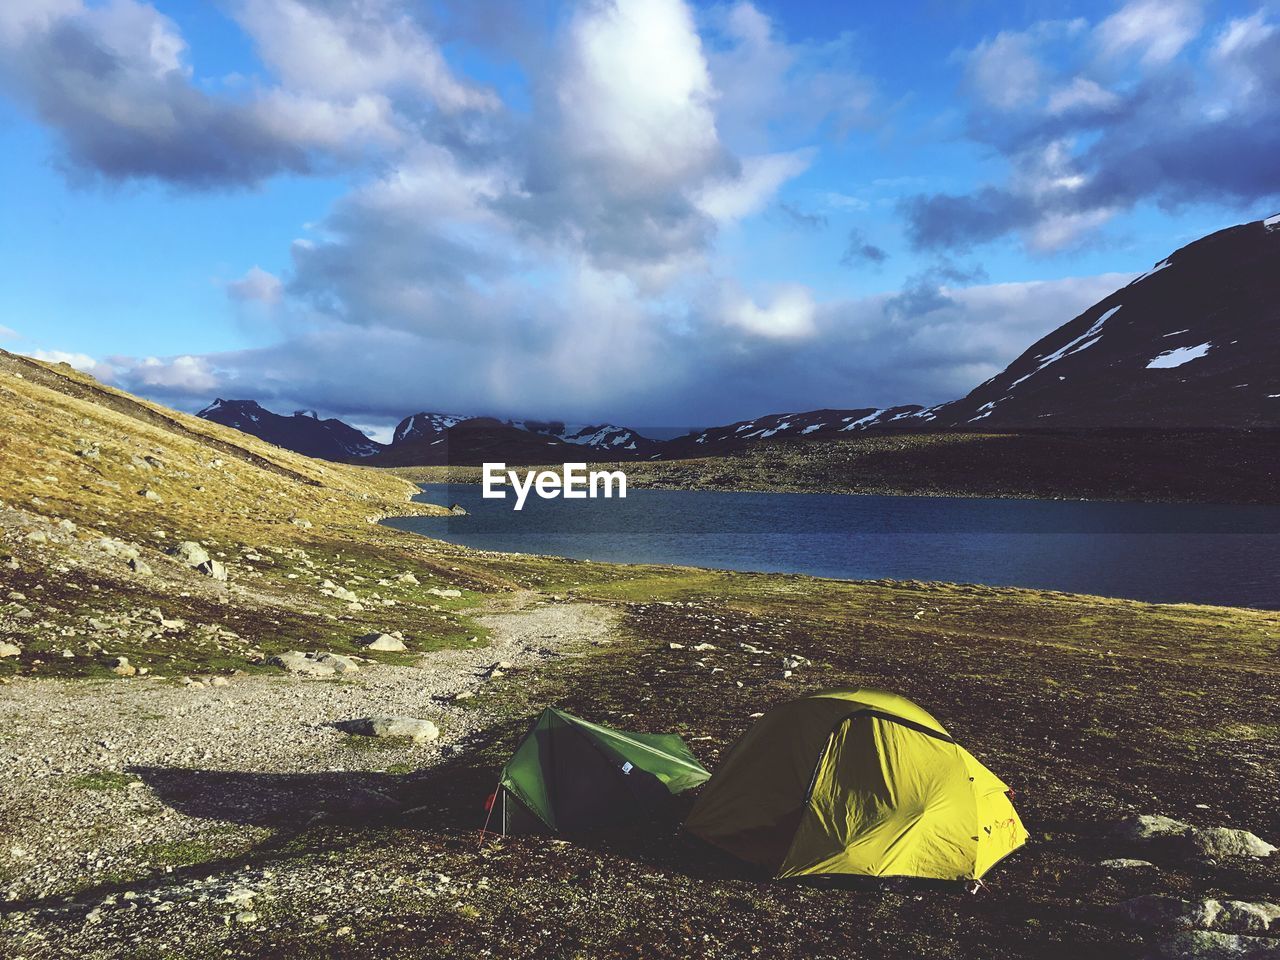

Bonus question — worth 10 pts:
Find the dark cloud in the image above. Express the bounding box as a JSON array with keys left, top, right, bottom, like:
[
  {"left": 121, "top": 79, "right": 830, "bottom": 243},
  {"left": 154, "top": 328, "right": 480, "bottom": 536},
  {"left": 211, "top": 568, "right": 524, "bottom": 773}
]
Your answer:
[
  {"left": 883, "top": 260, "right": 987, "bottom": 320},
  {"left": 839, "top": 228, "right": 889, "bottom": 266},
  {"left": 902, "top": 6, "right": 1280, "bottom": 252},
  {"left": 775, "top": 202, "right": 829, "bottom": 231},
  {"left": 1, "top": 15, "right": 309, "bottom": 187}
]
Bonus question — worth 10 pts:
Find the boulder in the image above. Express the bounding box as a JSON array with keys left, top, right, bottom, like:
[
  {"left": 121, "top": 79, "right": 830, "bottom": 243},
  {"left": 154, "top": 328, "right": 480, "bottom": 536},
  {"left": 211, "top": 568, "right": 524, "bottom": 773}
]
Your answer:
[
  {"left": 1115, "top": 896, "right": 1280, "bottom": 936},
  {"left": 395, "top": 573, "right": 420, "bottom": 585},
  {"left": 1146, "top": 931, "right": 1280, "bottom": 959},
  {"left": 330, "top": 586, "right": 359, "bottom": 603},
  {"left": 358, "top": 633, "right": 407, "bottom": 652},
  {"left": 448, "top": 503, "right": 468, "bottom": 516},
  {"left": 1115, "top": 896, "right": 1224, "bottom": 931},
  {"left": 128, "top": 557, "right": 153, "bottom": 576},
  {"left": 0, "top": 642, "right": 21, "bottom": 658},
  {"left": 1115, "top": 815, "right": 1275, "bottom": 860},
  {"left": 197, "top": 559, "right": 228, "bottom": 582},
  {"left": 138, "top": 488, "right": 162, "bottom": 502},
  {"left": 313, "top": 653, "right": 360, "bottom": 674},
  {"left": 427, "top": 587, "right": 462, "bottom": 598},
  {"left": 268, "top": 651, "right": 336, "bottom": 677},
  {"left": 170, "top": 541, "right": 210, "bottom": 568},
  {"left": 111, "top": 656, "right": 136, "bottom": 677},
  {"left": 352, "top": 716, "right": 439, "bottom": 743}
]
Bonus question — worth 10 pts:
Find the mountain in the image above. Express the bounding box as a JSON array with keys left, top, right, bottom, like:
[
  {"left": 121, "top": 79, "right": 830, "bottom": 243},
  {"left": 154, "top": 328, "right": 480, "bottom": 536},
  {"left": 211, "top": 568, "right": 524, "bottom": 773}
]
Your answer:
[
  {"left": 197, "top": 399, "right": 384, "bottom": 459},
  {"left": 923, "top": 215, "right": 1280, "bottom": 430},
  {"left": 507, "top": 420, "right": 663, "bottom": 457},
  {"left": 366, "top": 417, "right": 574, "bottom": 467},
  {"left": 391, "top": 411, "right": 472, "bottom": 446},
  {"left": 662, "top": 405, "right": 926, "bottom": 457}
]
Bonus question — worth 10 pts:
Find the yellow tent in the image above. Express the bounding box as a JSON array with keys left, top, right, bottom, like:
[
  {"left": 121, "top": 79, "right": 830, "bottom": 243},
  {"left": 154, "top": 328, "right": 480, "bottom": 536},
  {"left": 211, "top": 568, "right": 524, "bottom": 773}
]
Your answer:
[{"left": 684, "top": 689, "right": 1027, "bottom": 880}]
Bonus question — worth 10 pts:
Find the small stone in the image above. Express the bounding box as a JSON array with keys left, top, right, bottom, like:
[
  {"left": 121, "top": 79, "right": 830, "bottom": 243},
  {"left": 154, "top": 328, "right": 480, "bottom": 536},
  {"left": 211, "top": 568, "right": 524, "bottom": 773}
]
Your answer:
[
  {"left": 235, "top": 911, "right": 258, "bottom": 924},
  {"left": 197, "top": 559, "right": 228, "bottom": 581},
  {"left": 111, "top": 656, "right": 136, "bottom": 677},
  {"left": 128, "top": 557, "right": 153, "bottom": 576},
  {"left": 427, "top": 587, "right": 462, "bottom": 598},
  {"left": 1099, "top": 858, "right": 1155, "bottom": 869},
  {"left": 138, "top": 489, "right": 162, "bottom": 502},
  {"left": 395, "top": 573, "right": 420, "bottom": 585},
  {"left": 0, "top": 642, "right": 22, "bottom": 658},
  {"left": 210, "top": 676, "right": 230, "bottom": 687},
  {"left": 668, "top": 642, "right": 686, "bottom": 650},
  {"left": 314, "top": 653, "right": 360, "bottom": 674},
  {"left": 358, "top": 632, "right": 407, "bottom": 652}
]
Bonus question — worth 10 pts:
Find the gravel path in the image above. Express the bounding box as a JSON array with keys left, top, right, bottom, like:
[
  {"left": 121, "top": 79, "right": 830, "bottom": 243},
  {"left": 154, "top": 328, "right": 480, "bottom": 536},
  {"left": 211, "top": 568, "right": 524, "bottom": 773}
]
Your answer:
[{"left": 0, "top": 596, "right": 617, "bottom": 911}]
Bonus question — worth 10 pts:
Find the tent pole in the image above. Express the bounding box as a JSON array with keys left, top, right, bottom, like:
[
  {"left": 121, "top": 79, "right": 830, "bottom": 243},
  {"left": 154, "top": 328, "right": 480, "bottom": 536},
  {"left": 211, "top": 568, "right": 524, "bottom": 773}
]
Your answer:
[{"left": 478, "top": 782, "right": 500, "bottom": 849}]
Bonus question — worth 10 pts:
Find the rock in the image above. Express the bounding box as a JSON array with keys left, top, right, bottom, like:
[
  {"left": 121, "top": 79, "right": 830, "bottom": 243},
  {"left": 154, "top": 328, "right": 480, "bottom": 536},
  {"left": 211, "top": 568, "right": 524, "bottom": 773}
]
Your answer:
[
  {"left": 268, "top": 651, "right": 336, "bottom": 677},
  {"left": 197, "top": 559, "right": 228, "bottom": 581},
  {"left": 290, "top": 517, "right": 313, "bottom": 528},
  {"left": 453, "top": 690, "right": 475, "bottom": 701},
  {"left": 138, "top": 489, "right": 162, "bottom": 502},
  {"left": 1115, "top": 895, "right": 1224, "bottom": 931},
  {"left": 0, "top": 642, "right": 21, "bottom": 658},
  {"left": 1218, "top": 902, "right": 1280, "bottom": 935},
  {"left": 395, "top": 573, "right": 420, "bottom": 585},
  {"left": 692, "top": 643, "right": 717, "bottom": 652},
  {"left": 110, "top": 656, "right": 136, "bottom": 677},
  {"left": 170, "top": 541, "right": 210, "bottom": 568},
  {"left": 1115, "top": 815, "right": 1276, "bottom": 860},
  {"left": 668, "top": 642, "right": 686, "bottom": 650},
  {"left": 1116, "top": 896, "right": 1280, "bottom": 936},
  {"left": 1100, "top": 858, "right": 1156, "bottom": 869},
  {"left": 314, "top": 653, "right": 360, "bottom": 674},
  {"left": 353, "top": 716, "right": 440, "bottom": 742},
  {"left": 330, "top": 586, "right": 359, "bottom": 603},
  {"left": 1191, "top": 827, "right": 1278, "bottom": 860},
  {"left": 1146, "top": 931, "right": 1280, "bottom": 959},
  {"left": 26, "top": 531, "right": 48, "bottom": 544},
  {"left": 427, "top": 587, "right": 462, "bottom": 598},
  {"left": 210, "top": 676, "right": 230, "bottom": 687},
  {"left": 448, "top": 503, "right": 468, "bottom": 516},
  {"left": 128, "top": 557, "right": 152, "bottom": 576},
  {"left": 358, "top": 632, "right": 407, "bottom": 652}
]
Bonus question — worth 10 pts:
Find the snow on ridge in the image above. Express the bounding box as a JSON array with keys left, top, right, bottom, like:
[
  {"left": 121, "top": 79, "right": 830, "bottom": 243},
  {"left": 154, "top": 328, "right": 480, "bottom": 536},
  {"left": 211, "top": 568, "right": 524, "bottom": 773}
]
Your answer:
[
  {"left": 1146, "top": 342, "right": 1212, "bottom": 369},
  {"left": 1163, "top": 328, "right": 1190, "bottom": 337},
  {"left": 801, "top": 423, "right": 826, "bottom": 434},
  {"left": 1265, "top": 213, "right": 1280, "bottom": 232},
  {"left": 1034, "top": 305, "right": 1121, "bottom": 371},
  {"left": 1130, "top": 258, "right": 1172, "bottom": 285},
  {"left": 840, "top": 409, "right": 885, "bottom": 431}
]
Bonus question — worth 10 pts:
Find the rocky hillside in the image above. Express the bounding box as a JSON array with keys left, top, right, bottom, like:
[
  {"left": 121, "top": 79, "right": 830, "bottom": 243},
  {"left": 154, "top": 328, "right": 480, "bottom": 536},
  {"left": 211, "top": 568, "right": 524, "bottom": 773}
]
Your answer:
[{"left": 197, "top": 399, "right": 384, "bottom": 459}]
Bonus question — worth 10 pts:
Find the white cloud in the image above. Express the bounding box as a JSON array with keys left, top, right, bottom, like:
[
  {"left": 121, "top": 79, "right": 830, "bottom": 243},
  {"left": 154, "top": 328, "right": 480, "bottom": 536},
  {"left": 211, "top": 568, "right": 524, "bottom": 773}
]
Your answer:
[
  {"left": 234, "top": 0, "right": 498, "bottom": 114},
  {"left": 226, "top": 265, "right": 284, "bottom": 304},
  {"left": 722, "top": 285, "right": 817, "bottom": 340},
  {"left": 966, "top": 31, "right": 1044, "bottom": 111},
  {"left": 1095, "top": 0, "right": 1203, "bottom": 67},
  {"left": 116, "top": 355, "right": 220, "bottom": 393},
  {"left": 557, "top": 0, "right": 720, "bottom": 188},
  {"left": 1046, "top": 77, "right": 1121, "bottom": 115},
  {"left": 694, "top": 149, "right": 813, "bottom": 223},
  {"left": 26, "top": 348, "right": 106, "bottom": 374},
  {"left": 0, "top": 325, "right": 19, "bottom": 340}
]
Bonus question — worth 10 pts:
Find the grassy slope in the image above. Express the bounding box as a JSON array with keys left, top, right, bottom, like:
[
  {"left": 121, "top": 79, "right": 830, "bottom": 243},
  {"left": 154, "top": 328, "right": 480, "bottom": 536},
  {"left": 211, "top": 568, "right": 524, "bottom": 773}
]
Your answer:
[
  {"left": 2, "top": 355, "right": 1278, "bottom": 959},
  {"left": 391, "top": 430, "right": 1280, "bottom": 504},
  {"left": 0, "top": 350, "right": 508, "bottom": 679}
]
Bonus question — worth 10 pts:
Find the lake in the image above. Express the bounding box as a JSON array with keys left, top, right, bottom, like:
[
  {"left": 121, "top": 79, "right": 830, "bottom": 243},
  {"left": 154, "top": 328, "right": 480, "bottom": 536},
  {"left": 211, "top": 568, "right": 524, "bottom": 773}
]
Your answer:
[{"left": 383, "top": 484, "right": 1280, "bottom": 609}]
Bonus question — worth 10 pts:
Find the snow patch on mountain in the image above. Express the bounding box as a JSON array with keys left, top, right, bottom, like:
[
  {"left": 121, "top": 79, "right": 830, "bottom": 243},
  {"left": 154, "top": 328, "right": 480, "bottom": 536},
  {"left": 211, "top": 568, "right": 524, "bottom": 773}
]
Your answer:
[{"left": 1146, "top": 342, "right": 1212, "bottom": 369}]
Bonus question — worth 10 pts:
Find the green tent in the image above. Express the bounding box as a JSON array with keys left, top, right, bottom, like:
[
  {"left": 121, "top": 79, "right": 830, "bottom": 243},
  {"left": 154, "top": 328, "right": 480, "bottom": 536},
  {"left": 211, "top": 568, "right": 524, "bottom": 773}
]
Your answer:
[{"left": 491, "top": 707, "right": 711, "bottom": 835}]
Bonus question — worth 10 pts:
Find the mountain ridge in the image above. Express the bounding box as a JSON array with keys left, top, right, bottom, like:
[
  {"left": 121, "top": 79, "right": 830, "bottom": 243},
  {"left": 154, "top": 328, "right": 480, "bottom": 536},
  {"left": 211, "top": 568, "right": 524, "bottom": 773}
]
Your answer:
[{"left": 195, "top": 213, "right": 1280, "bottom": 465}]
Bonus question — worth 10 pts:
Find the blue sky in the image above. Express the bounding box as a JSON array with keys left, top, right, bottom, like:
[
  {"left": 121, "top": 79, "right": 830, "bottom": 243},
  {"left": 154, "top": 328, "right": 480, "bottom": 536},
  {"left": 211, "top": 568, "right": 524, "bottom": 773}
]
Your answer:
[{"left": 1, "top": 0, "right": 1277, "bottom": 434}]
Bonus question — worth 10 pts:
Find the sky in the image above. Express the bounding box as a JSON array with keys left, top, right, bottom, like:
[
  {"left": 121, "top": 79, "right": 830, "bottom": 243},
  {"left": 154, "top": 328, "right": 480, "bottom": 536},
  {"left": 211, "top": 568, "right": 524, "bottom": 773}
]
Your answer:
[{"left": 1, "top": 0, "right": 1278, "bottom": 438}]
